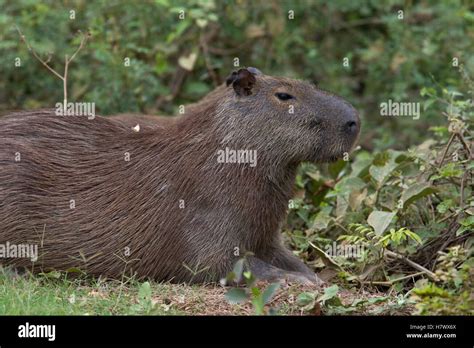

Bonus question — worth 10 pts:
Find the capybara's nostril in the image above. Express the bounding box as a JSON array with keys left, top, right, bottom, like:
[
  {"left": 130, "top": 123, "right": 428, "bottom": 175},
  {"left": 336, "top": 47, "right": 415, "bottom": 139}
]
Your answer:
[{"left": 345, "top": 120, "right": 358, "bottom": 134}]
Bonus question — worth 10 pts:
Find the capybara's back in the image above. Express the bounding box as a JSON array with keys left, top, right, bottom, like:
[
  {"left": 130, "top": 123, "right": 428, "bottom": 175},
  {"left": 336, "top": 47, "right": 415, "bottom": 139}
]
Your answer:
[{"left": 0, "top": 109, "right": 215, "bottom": 281}]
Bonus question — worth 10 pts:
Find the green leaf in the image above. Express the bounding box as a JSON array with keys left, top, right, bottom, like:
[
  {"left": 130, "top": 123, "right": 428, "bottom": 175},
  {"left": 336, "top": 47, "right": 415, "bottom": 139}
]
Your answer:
[
  {"left": 367, "top": 211, "right": 396, "bottom": 235},
  {"left": 297, "top": 292, "right": 316, "bottom": 306},
  {"left": 401, "top": 183, "right": 436, "bottom": 209},
  {"left": 420, "top": 87, "right": 436, "bottom": 97},
  {"left": 350, "top": 152, "right": 372, "bottom": 178},
  {"left": 232, "top": 259, "right": 245, "bottom": 283},
  {"left": 351, "top": 298, "right": 366, "bottom": 307},
  {"left": 372, "top": 152, "right": 390, "bottom": 166},
  {"left": 251, "top": 296, "right": 265, "bottom": 315},
  {"left": 138, "top": 282, "right": 152, "bottom": 302},
  {"left": 39, "top": 270, "right": 62, "bottom": 279},
  {"left": 369, "top": 161, "right": 398, "bottom": 184},
  {"left": 225, "top": 288, "right": 248, "bottom": 304},
  {"left": 434, "top": 162, "right": 463, "bottom": 179},
  {"left": 328, "top": 159, "right": 347, "bottom": 179},
  {"left": 429, "top": 126, "right": 449, "bottom": 136},
  {"left": 166, "top": 20, "right": 190, "bottom": 43},
  {"left": 369, "top": 150, "right": 404, "bottom": 184},
  {"left": 326, "top": 295, "right": 343, "bottom": 307},
  {"left": 333, "top": 177, "right": 366, "bottom": 196},
  {"left": 251, "top": 287, "right": 261, "bottom": 297},
  {"left": 437, "top": 199, "right": 454, "bottom": 214},
  {"left": 262, "top": 283, "right": 280, "bottom": 305},
  {"left": 349, "top": 188, "right": 368, "bottom": 211},
  {"left": 65, "top": 267, "right": 83, "bottom": 274},
  {"left": 423, "top": 99, "right": 435, "bottom": 111},
  {"left": 318, "top": 284, "right": 339, "bottom": 303},
  {"left": 412, "top": 283, "right": 449, "bottom": 297},
  {"left": 154, "top": 52, "right": 169, "bottom": 75},
  {"left": 456, "top": 216, "right": 474, "bottom": 236},
  {"left": 310, "top": 206, "right": 333, "bottom": 231},
  {"left": 243, "top": 270, "right": 257, "bottom": 287},
  {"left": 367, "top": 296, "right": 389, "bottom": 304},
  {"left": 402, "top": 229, "right": 422, "bottom": 244},
  {"left": 155, "top": 0, "right": 170, "bottom": 7}
]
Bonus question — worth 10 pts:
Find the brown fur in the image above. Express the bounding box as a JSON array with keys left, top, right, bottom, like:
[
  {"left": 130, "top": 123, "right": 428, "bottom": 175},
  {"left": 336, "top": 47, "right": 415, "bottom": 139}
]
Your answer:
[
  {"left": 110, "top": 114, "right": 175, "bottom": 130},
  {"left": 0, "top": 69, "right": 359, "bottom": 284}
]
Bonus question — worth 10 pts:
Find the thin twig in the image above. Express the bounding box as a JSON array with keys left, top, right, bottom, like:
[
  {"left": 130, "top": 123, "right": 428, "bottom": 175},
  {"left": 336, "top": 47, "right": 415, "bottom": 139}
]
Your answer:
[
  {"left": 384, "top": 249, "right": 438, "bottom": 281},
  {"left": 460, "top": 170, "right": 468, "bottom": 211},
  {"left": 155, "top": 67, "right": 188, "bottom": 110},
  {"left": 16, "top": 26, "right": 90, "bottom": 107},
  {"left": 362, "top": 271, "right": 426, "bottom": 286},
  {"left": 199, "top": 25, "right": 220, "bottom": 87},
  {"left": 331, "top": 18, "right": 386, "bottom": 31},
  {"left": 438, "top": 133, "right": 455, "bottom": 168},
  {"left": 437, "top": 212, "right": 457, "bottom": 224},
  {"left": 456, "top": 132, "right": 473, "bottom": 159},
  {"left": 63, "top": 31, "right": 90, "bottom": 107},
  {"left": 15, "top": 25, "right": 64, "bottom": 81},
  {"left": 67, "top": 30, "right": 89, "bottom": 64}
]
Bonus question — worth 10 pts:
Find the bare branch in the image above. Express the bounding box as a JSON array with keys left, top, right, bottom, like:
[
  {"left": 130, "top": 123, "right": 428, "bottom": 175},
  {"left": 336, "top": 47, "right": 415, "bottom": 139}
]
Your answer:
[
  {"left": 44, "top": 52, "right": 53, "bottom": 64},
  {"left": 384, "top": 249, "right": 438, "bottom": 281},
  {"left": 15, "top": 25, "right": 64, "bottom": 81},
  {"left": 199, "top": 24, "right": 221, "bottom": 87},
  {"left": 438, "top": 133, "right": 455, "bottom": 168},
  {"left": 456, "top": 132, "right": 473, "bottom": 159},
  {"left": 63, "top": 30, "right": 90, "bottom": 107},
  {"left": 362, "top": 271, "right": 426, "bottom": 286},
  {"left": 67, "top": 30, "right": 90, "bottom": 64},
  {"left": 16, "top": 26, "right": 90, "bottom": 107}
]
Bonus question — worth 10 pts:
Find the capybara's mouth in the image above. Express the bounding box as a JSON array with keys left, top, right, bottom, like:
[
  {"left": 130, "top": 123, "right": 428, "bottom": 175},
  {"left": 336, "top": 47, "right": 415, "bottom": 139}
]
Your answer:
[
  {"left": 308, "top": 151, "right": 344, "bottom": 164},
  {"left": 327, "top": 155, "right": 343, "bottom": 163},
  {"left": 323, "top": 151, "right": 348, "bottom": 163},
  {"left": 310, "top": 140, "right": 356, "bottom": 163}
]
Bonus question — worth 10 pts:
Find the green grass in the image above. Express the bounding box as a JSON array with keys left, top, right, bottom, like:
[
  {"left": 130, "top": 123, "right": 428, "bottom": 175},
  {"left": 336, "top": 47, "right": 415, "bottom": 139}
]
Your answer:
[
  {"left": 0, "top": 266, "right": 283, "bottom": 315},
  {"left": 0, "top": 268, "right": 189, "bottom": 315},
  {"left": 0, "top": 267, "right": 413, "bottom": 315}
]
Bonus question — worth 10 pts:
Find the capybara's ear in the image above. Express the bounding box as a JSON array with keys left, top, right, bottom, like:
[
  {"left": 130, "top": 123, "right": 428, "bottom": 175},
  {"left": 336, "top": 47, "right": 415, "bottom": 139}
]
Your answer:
[
  {"left": 226, "top": 68, "right": 257, "bottom": 96},
  {"left": 247, "top": 67, "right": 262, "bottom": 75}
]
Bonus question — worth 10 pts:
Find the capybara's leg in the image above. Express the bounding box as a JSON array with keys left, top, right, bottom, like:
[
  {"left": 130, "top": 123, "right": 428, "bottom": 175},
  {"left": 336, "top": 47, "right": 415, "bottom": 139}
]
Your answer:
[
  {"left": 263, "top": 247, "right": 324, "bottom": 284},
  {"left": 247, "top": 256, "right": 317, "bottom": 285}
]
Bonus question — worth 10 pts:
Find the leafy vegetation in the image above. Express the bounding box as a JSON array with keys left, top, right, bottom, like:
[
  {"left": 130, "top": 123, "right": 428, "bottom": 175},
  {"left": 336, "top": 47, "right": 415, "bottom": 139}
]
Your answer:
[
  {"left": 223, "top": 258, "right": 281, "bottom": 315},
  {"left": 285, "top": 73, "right": 473, "bottom": 315}
]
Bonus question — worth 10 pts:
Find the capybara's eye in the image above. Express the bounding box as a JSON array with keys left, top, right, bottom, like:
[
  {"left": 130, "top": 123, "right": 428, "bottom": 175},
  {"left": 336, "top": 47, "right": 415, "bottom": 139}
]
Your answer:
[{"left": 275, "top": 92, "right": 294, "bottom": 101}]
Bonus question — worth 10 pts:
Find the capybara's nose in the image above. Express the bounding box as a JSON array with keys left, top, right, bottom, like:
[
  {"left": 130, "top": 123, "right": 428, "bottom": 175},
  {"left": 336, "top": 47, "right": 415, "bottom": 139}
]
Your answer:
[
  {"left": 321, "top": 92, "right": 360, "bottom": 136},
  {"left": 341, "top": 105, "right": 360, "bottom": 136},
  {"left": 344, "top": 120, "right": 359, "bottom": 135}
]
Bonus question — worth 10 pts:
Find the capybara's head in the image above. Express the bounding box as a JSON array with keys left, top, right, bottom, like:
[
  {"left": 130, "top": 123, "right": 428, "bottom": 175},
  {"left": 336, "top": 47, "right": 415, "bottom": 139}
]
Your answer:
[{"left": 218, "top": 67, "right": 360, "bottom": 165}]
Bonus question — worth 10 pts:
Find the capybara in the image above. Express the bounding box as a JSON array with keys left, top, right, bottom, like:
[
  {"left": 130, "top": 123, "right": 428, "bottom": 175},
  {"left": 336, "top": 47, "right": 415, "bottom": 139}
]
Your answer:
[{"left": 0, "top": 67, "right": 360, "bottom": 284}]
